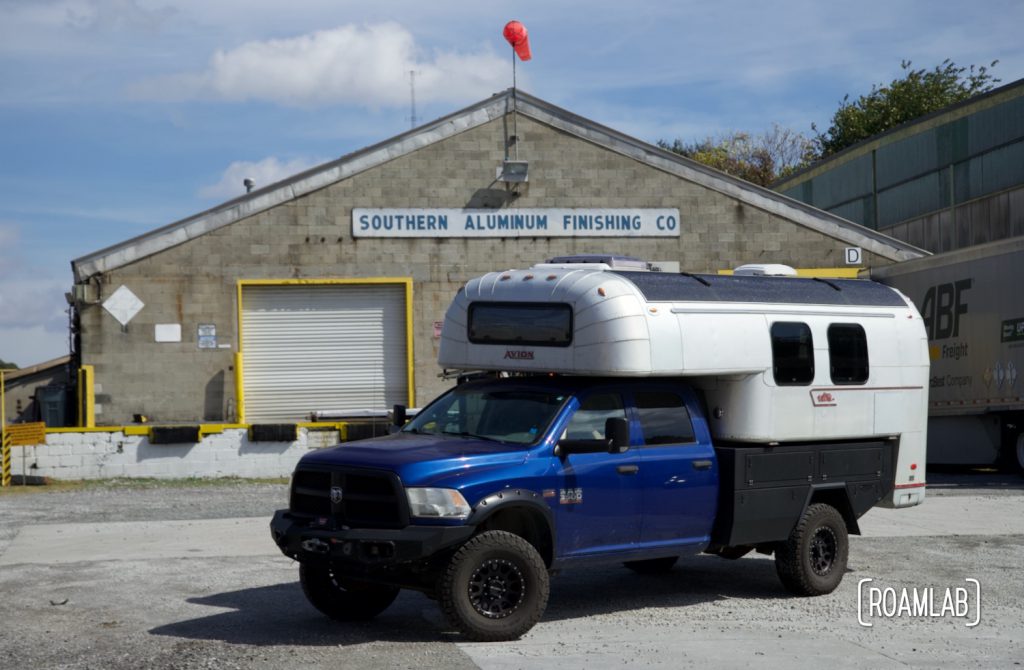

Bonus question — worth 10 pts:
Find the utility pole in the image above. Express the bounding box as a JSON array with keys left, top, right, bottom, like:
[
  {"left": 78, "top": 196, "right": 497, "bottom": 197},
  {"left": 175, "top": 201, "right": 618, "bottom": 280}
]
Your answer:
[{"left": 408, "top": 70, "right": 418, "bottom": 129}]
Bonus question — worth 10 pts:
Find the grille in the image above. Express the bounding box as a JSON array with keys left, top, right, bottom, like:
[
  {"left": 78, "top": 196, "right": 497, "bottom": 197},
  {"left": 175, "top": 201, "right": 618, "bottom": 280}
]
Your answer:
[{"left": 290, "top": 467, "right": 407, "bottom": 528}]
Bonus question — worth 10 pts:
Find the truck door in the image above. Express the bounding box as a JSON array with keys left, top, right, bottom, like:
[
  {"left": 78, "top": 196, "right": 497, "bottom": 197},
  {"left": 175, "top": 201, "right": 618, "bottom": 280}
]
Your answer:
[
  {"left": 553, "top": 390, "right": 643, "bottom": 557},
  {"left": 633, "top": 389, "right": 718, "bottom": 546}
]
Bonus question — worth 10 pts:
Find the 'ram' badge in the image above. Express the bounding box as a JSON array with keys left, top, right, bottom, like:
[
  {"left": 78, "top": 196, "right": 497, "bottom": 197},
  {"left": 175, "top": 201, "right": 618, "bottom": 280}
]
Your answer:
[
  {"left": 330, "top": 486, "right": 344, "bottom": 503},
  {"left": 559, "top": 488, "right": 583, "bottom": 504}
]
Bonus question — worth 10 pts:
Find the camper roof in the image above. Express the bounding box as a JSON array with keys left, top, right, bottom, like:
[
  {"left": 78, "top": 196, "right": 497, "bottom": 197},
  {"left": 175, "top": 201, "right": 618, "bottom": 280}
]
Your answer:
[{"left": 613, "top": 271, "right": 907, "bottom": 307}]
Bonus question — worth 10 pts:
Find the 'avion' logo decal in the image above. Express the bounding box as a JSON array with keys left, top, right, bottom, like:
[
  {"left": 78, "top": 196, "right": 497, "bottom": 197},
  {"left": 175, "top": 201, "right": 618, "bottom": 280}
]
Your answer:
[{"left": 504, "top": 350, "right": 535, "bottom": 360}]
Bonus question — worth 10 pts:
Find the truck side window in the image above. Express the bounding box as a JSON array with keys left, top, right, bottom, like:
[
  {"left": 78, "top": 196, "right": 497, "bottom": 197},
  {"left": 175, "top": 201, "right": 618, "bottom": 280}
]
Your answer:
[
  {"left": 635, "top": 391, "right": 695, "bottom": 445},
  {"left": 564, "top": 393, "right": 625, "bottom": 440},
  {"left": 771, "top": 322, "right": 814, "bottom": 385},
  {"left": 828, "top": 323, "right": 869, "bottom": 384}
]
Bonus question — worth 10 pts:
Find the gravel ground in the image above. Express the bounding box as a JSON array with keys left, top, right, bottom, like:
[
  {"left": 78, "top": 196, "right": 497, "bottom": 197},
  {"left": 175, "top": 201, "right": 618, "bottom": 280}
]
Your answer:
[{"left": 0, "top": 470, "right": 1021, "bottom": 669}]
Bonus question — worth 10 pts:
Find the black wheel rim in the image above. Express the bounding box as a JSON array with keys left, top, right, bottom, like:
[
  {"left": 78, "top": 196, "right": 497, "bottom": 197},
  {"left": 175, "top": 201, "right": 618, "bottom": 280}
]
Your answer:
[
  {"left": 468, "top": 558, "right": 525, "bottom": 619},
  {"left": 809, "top": 526, "right": 837, "bottom": 576}
]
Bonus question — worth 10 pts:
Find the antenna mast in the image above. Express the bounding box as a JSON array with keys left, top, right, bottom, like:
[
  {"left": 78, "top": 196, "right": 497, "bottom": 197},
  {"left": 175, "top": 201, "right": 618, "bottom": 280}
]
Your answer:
[{"left": 408, "top": 70, "right": 418, "bottom": 129}]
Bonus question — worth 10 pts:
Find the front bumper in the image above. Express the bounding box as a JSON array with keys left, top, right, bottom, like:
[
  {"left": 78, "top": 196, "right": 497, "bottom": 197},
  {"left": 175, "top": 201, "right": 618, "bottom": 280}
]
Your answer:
[{"left": 269, "top": 509, "right": 475, "bottom": 565}]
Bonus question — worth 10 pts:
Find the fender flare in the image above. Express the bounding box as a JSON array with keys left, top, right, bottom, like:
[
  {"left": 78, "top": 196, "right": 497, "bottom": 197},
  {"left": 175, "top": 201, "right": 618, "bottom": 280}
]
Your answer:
[
  {"left": 465, "top": 488, "right": 557, "bottom": 551},
  {"left": 802, "top": 483, "right": 862, "bottom": 536}
]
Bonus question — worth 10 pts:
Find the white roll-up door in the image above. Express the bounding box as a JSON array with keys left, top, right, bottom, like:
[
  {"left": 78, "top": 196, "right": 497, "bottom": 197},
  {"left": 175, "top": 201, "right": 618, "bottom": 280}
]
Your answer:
[{"left": 241, "top": 283, "right": 409, "bottom": 422}]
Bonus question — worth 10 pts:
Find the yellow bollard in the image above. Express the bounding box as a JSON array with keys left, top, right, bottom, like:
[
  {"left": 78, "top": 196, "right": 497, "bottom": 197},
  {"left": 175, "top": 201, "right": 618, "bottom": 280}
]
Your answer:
[{"left": 1, "top": 369, "right": 8, "bottom": 487}]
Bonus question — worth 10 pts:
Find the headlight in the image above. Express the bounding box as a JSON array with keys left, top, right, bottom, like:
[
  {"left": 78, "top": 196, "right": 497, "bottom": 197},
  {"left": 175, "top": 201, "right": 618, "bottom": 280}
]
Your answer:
[{"left": 406, "top": 487, "right": 471, "bottom": 519}]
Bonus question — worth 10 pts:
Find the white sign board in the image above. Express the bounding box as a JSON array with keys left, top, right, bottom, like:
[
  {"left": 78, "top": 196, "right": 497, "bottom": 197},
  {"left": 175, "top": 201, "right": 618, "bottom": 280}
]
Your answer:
[
  {"left": 845, "top": 247, "right": 863, "bottom": 265},
  {"left": 353, "top": 208, "right": 681, "bottom": 238},
  {"left": 155, "top": 323, "right": 182, "bottom": 343},
  {"left": 102, "top": 285, "right": 144, "bottom": 326}
]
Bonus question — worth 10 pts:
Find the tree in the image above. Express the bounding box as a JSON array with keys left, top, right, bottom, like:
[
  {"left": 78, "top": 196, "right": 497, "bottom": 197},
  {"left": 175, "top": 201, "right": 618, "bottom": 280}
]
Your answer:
[
  {"left": 658, "top": 124, "right": 815, "bottom": 187},
  {"left": 813, "top": 59, "right": 1000, "bottom": 158},
  {"left": 0, "top": 358, "right": 17, "bottom": 370}
]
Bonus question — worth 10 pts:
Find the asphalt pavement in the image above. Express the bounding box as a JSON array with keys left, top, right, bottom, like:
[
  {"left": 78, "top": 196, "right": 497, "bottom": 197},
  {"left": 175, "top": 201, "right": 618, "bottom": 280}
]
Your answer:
[{"left": 0, "top": 472, "right": 1021, "bottom": 669}]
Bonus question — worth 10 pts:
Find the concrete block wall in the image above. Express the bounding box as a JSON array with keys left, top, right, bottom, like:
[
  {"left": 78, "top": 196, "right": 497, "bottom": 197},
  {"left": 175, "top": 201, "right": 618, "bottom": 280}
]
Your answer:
[
  {"left": 78, "top": 113, "right": 897, "bottom": 423},
  {"left": 8, "top": 428, "right": 340, "bottom": 480}
]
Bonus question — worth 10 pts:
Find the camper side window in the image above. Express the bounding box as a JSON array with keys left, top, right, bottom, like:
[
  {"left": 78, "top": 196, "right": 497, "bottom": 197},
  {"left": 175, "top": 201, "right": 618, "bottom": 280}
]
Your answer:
[
  {"left": 771, "top": 322, "right": 814, "bottom": 385},
  {"left": 828, "top": 323, "right": 869, "bottom": 384}
]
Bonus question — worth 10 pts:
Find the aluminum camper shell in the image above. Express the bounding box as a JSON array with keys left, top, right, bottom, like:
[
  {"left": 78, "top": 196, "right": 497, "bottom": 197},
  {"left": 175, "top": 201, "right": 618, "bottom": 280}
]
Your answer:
[{"left": 439, "top": 265, "right": 930, "bottom": 507}]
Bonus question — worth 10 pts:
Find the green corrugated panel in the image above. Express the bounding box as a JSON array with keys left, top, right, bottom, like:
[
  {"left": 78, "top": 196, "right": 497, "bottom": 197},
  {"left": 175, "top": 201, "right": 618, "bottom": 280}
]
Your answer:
[
  {"left": 877, "top": 171, "right": 946, "bottom": 227},
  {"left": 808, "top": 154, "right": 872, "bottom": 209},
  {"left": 828, "top": 196, "right": 873, "bottom": 228},
  {"left": 957, "top": 140, "right": 1024, "bottom": 203},
  {"left": 973, "top": 140, "right": 1024, "bottom": 199},
  {"left": 876, "top": 129, "right": 937, "bottom": 188},
  {"left": 967, "top": 96, "right": 1024, "bottom": 155}
]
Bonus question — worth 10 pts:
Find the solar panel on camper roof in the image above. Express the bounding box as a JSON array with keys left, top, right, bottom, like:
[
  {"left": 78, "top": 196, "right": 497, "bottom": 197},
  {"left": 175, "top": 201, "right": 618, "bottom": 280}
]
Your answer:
[{"left": 612, "top": 272, "right": 907, "bottom": 307}]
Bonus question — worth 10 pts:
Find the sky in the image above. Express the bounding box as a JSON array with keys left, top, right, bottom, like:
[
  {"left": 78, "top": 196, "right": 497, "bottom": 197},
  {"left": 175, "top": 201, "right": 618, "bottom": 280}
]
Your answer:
[{"left": 1, "top": 0, "right": 1022, "bottom": 367}]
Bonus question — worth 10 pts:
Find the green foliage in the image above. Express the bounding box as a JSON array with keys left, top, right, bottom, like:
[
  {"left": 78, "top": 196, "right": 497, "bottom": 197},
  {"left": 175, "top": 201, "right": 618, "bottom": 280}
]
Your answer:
[
  {"left": 659, "top": 124, "right": 815, "bottom": 187},
  {"left": 0, "top": 358, "right": 18, "bottom": 370},
  {"left": 813, "top": 59, "right": 1000, "bottom": 158}
]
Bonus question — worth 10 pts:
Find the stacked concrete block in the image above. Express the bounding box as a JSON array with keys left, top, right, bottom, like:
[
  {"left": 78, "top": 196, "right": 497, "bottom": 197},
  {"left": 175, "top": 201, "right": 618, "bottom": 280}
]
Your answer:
[{"left": 8, "top": 428, "right": 338, "bottom": 480}]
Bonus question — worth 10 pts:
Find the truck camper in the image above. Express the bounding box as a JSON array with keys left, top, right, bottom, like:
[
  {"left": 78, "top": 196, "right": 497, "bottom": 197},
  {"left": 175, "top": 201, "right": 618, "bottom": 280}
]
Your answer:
[{"left": 271, "top": 257, "right": 929, "bottom": 641}]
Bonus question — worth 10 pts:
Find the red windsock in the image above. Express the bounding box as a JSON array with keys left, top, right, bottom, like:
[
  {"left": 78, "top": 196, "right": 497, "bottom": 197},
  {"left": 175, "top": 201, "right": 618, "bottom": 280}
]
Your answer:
[{"left": 503, "top": 20, "right": 532, "bottom": 61}]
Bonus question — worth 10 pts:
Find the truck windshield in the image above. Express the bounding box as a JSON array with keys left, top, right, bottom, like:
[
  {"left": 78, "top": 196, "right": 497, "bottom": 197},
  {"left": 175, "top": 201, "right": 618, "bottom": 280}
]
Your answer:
[{"left": 403, "top": 386, "right": 567, "bottom": 446}]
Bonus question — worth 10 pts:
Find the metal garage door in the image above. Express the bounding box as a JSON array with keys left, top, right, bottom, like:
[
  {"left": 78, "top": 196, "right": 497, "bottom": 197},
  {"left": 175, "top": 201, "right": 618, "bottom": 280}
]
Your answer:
[{"left": 240, "top": 283, "right": 409, "bottom": 422}]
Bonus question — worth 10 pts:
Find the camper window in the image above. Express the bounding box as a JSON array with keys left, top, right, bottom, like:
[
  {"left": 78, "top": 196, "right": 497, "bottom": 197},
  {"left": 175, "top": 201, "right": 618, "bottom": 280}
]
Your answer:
[
  {"left": 467, "top": 302, "right": 573, "bottom": 347},
  {"left": 771, "top": 322, "right": 815, "bottom": 386},
  {"left": 827, "top": 323, "right": 869, "bottom": 384}
]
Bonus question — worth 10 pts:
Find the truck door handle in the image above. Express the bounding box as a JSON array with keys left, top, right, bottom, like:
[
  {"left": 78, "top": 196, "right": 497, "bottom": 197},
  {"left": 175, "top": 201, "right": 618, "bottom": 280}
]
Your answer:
[
  {"left": 616, "top": 464, "right": 639, "bottom": 475},
  {"left": 692, "top": 460, "right": 713, "bottom": 470}
]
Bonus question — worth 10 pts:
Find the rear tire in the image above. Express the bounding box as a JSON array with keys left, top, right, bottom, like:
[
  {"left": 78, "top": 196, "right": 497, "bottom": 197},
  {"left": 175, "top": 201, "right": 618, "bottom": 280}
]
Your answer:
[
  {"left": 623, "top": 556, "right": 678, "bottom": 574},
  {"left": 439, "top": 530, "right": 549, "bottom": 641},
  {"left": 299, "top": 563, "right": 400, "bottom": 621},
  {"left": 774, "top": 503, "right": 848, "bottom": 596}
]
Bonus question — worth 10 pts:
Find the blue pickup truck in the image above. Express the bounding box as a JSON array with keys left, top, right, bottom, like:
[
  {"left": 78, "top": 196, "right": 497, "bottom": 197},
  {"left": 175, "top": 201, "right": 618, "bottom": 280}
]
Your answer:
[
  {"left": 271, "top": 374, "right": 892, "bottom": 640},
  {"left": 271, "top": 262, "right": 927, "bottom": 640}
]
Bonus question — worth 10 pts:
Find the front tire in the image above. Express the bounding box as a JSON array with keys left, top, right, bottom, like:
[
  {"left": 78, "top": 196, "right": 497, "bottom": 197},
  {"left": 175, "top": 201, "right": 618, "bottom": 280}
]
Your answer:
[
  {"left": 440, "top": 530, "right": 549, "bottom": 641},
  {"left": 299, "top": 563, "right": 400, "bottom": 621},
  {"left": 774, "top": 503, "right": 848, "bottom": 596}
]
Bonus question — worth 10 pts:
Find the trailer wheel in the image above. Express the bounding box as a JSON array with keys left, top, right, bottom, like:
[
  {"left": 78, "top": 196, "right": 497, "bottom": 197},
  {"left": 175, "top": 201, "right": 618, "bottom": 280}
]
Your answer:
[
  {"left": 299, "top": 563, "right": 400, "bottom": 621},
  {"left": 623, "top": 556, "right": 678, "bottom": 574},
  {"left": 774, "top": 503, "right": 848, "bottom": 596},
  {"left": 440, "top": 530, "right": 549, "bottom": 641}
]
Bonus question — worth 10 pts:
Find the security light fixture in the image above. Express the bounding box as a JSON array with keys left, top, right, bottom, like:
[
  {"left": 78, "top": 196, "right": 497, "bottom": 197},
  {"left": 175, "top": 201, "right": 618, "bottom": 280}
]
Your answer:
[
  {"left": 497, "top": 160, "right": 529, "bottom": 183},
  {"left": 243, "top": 178, "right": 255, "bottom": 193}
]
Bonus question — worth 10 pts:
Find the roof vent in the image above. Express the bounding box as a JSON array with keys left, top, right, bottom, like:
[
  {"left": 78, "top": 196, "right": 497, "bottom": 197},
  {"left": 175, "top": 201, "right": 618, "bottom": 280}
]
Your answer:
[
  {"left": 541, "top": 254, "right": 656, "bottom": 271},
  {"left": 733, "top": 263, "right": 798, "bottom": 277}
]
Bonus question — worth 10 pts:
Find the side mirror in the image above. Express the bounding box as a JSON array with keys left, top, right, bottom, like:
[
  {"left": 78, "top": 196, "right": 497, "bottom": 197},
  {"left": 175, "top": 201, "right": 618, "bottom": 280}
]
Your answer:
[
  {"left": 392, "top": 404, "right": 407, "bottom": 427},
  {"left": 606, "top": 417, "right": 630, "bottom": 453}
]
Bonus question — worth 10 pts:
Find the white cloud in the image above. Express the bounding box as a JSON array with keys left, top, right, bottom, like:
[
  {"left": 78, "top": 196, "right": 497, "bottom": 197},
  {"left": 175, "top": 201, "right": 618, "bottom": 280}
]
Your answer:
[
  {"left": 199, "top": 156, "right": 326, "bottom": 201},
  {"left": 0, "top": 277, "right": 68, "bottom": 332},
  {"left": 132, "top": 22, "right": 509, "bottom": 108}
]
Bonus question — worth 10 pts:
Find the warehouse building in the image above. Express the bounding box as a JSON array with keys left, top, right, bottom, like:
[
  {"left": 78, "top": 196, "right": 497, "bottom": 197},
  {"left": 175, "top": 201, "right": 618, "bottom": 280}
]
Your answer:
[
  {"left": 69, "top": 89, "right": 925, "bottom": 427},
  {"left": 774, "top": 78, "right": 1024, "bottom": 253}
]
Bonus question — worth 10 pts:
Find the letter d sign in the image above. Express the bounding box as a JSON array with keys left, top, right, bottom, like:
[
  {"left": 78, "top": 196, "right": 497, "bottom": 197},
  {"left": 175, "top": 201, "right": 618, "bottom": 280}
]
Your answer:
[{"left": 845, "top": 247, "right": 862, "bottom": 265}]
